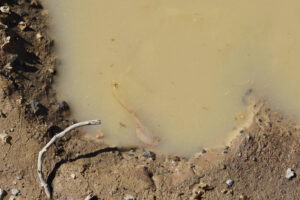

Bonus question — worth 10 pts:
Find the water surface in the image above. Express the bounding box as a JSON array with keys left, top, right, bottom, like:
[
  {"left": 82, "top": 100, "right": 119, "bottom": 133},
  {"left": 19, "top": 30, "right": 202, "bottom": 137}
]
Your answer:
[{"left": 46, "top": 0, "right": 300, "bottom": 156}]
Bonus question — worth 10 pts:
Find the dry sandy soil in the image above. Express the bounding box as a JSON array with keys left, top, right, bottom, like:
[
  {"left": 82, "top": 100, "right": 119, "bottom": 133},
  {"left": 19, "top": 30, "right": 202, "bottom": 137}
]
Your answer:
[{"left": 0, "top": 0, "right": 300, "bottom": 199}]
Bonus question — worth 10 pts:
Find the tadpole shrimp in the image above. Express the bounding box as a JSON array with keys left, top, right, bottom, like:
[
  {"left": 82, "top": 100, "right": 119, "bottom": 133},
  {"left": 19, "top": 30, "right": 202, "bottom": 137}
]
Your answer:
[{"left": 111, "top": 80, "right": 159, "bottom": 147}]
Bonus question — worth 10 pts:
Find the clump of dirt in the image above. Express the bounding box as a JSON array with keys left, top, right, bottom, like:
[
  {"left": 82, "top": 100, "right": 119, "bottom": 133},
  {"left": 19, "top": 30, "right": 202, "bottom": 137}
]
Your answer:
[{"left": 0, "top": 0, "right": 299, "bottom": 199}]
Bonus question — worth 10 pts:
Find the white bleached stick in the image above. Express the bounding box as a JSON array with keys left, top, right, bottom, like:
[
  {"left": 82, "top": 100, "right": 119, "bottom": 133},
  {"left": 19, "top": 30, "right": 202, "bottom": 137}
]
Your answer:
[{"left": 37, "top": 120, "right": 101, "bottom": 199}]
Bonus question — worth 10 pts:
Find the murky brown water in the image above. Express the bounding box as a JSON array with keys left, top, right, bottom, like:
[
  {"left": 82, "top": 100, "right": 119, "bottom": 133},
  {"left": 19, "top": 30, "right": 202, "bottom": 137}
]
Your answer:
[{"left": 46, "top": 0, "right": 300, "bottom": 156}]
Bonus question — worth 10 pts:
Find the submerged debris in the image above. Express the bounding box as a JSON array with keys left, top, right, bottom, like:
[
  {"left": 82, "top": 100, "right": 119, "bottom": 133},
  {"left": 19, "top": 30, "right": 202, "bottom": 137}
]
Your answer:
[
  {"left": 285, "top": 168, "right": 296, "bottom": 180},
  {"left": 96, "top": 131, "right": 104, "bottom": 139}
]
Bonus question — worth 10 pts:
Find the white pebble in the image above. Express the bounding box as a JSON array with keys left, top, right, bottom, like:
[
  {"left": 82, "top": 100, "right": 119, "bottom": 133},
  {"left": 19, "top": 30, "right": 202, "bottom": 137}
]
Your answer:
[
  {"left": 70, "top": 173, "right": 76, "bottom": 179},
  {"left": 124, "top": 194, "right": 135, "bottom": 200},
  {"left": 84, "top": 193, "right": 95, "bottom": 200},
  {"left": 286, "top": 168, "right": 296, "bottom": 180},
  {"left": 36, "top": 32, "right": 42, "bottom": 40},
  {"left": 0, "top": 132, "right": 10, "bottom": 144},
  {"left": 0, "top": 6, "right": 10, "bottom": 14},
  {"left": 11, "top": 189, "right": 19, "bottom": 196},
  {"left": 226, "top": 179, "right": 234, "bottom": 187}
]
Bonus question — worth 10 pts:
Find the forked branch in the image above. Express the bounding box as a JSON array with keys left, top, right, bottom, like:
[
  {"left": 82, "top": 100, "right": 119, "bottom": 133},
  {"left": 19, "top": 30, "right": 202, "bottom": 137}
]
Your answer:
[{"left": 37, "top": 120, "right": 101, "bottom": 199}]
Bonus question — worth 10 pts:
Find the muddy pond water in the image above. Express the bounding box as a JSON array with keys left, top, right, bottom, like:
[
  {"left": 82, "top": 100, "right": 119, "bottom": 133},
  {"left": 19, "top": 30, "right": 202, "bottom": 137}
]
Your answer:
[{"left": 45, "top": 0, "right": 300, "bottom": 156}]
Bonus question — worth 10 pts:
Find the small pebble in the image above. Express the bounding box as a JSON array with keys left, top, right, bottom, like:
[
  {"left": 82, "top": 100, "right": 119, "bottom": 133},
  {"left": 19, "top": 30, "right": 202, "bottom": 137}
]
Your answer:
[
  {"left": 70, "top": 173, "right": 76, "bottom": 179},
  {"left": 11, "top": 189, "right": 19, "bottom": 196},
  {"left": 191, "top": 187, "right": 204, "bottom": 199},
  {"left": 9, "top": 128, "right": 14, "bottom": 132},
  {"left": 36, "top": 32, "right": 42, "bottom": 40},
  {"left": 285, "top": 168, "right": 296, "bottom": 180},
  {"left": 124, "top": 194, "right": 135, "bottom": 200},
  {"left": 252, "top": 157, "right": 257, "bottom": 162},
  {"left": 221, "top": 189, "right": 228, "bottom": 194},
  {"left": 0, "top": 132, "right": 11, "bottom": 144},
  {"left": 220, "top": 164, "right": 227, "bottom": 170},
  {"left": 84, "top": 193, "right": 95, "bottom": 200},
  {"left": 246, "top": 135, "right": 252, "bottom": 140},
  {"left": 239, "top": 194, "right": 248, "bottom": 200},
  {"left": 18, "top": 21, "right": 27, "bottom": 31},
  {"left": 47, "top": 68, "right": 55, "bottom": 74},
  {"left": 226, "top": 179, "right": 234, "bottom": 187},
  {"left": 0, "top": 6, "right": 10, "bottom": 14}
]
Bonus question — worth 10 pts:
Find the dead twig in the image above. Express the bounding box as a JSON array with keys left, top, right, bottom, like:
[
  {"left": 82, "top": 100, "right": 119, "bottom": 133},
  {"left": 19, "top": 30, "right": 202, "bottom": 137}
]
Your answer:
[{"left": 37, "top": 120, "right": 101, "bottom": 199}]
